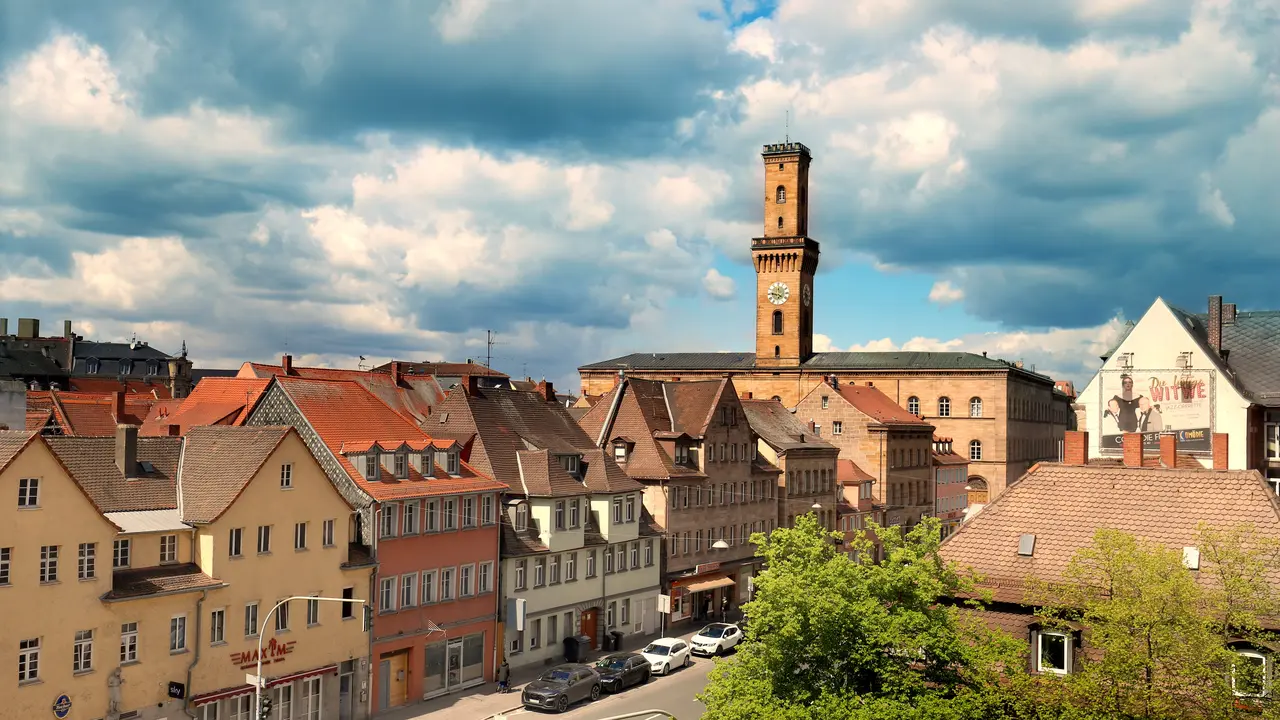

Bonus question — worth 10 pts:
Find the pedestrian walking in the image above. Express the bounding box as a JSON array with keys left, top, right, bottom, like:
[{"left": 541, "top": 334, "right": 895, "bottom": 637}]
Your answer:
[
  {"left": 497, "top": 659, "right": 511, "bottom": 693},
  {"left": 720, "top": 596, "right": 729, "bottom": 621}
]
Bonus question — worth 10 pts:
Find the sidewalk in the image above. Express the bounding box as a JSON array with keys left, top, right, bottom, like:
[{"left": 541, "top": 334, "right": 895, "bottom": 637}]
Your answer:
[{"left": 383, "top": 627, "right": 702, "bottom": 720}]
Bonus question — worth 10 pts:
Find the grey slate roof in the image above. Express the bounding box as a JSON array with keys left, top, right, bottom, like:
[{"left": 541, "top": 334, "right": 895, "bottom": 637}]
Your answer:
[
  {"left": 740, "top": 399, "right": 837, "bottom": 453},
  {"left": 0, "top": 341, "right": 68, "bottom": 380},
  {"left": 581, "top": 350, "right": 1050, "bottom": 380},
  {"left": 1166, "top": 306, "right": 1280, "bottom": 405}
]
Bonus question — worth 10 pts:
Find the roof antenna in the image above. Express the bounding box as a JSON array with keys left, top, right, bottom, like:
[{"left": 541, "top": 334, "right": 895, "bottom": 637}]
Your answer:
[{"left": 785, "top": 109, "right": 789, "bottom": 144}]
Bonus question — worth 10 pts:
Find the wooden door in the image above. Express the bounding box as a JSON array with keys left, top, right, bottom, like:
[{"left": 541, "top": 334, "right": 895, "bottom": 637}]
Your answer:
[
  {"left": 581, "top": 608, "right": 599, "bottom": 649},
  {"left": 386, "top": 651, "right": 409, "bottom": 707}
]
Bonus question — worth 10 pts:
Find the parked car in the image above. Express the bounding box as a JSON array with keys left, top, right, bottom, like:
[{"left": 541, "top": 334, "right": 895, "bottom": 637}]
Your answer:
[
  {"left": 691, "top": 622, "right": 744, "bottom": 656},
  {"left": 639, "top": 637, "right": 692, "bottom": 676},
  {"left": 594, "top": 652, "right": 652, "bottom": 692},
  {"left": 521, "top": 663, "right": 602, "bottom": 713}
]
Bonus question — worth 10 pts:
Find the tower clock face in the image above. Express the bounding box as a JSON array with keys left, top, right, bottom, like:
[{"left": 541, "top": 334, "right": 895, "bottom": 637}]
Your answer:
[
  {"left": 802, "top": 283, "right": 812, "bottom": 307},
  {"left": 767, "top": 282, "right": 790, "bottom": 305}
]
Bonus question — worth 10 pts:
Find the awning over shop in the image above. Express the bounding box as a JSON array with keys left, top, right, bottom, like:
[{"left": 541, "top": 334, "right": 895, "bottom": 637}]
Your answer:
[{"left": 679, "top": 573, "right": 736, "bottom": 594}]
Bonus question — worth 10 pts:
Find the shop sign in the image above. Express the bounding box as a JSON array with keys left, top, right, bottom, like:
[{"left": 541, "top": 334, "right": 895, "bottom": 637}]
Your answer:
[
  {"left": 230, "top": 637, "right": 297, "bottom": 670},
  {"left": 1098, "top": 369, "right": 1214, "bottom": 453},
  {"left": 52, "top": 694, "right": 72, "bottom": 719},
  {"left": 695, "top": 562, "right": 721, "bottom": 575},
  {"left": 167, "top": 681, "right": 186, "bottom": 699}
]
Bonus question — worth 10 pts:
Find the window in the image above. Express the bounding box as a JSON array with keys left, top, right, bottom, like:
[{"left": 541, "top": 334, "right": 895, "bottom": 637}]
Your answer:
[
  {"left": 461, "top": 564, "right": 475, "bottom": 596},
  {"left": 606, "top": 547, "right": 616, "bottom": 572},
  {"left": 482, "top": 495, "right": 495, "bottom": 525},
  {"left": 821, "top": 395, "right": 829, "bottom": 409},
  {"left": 549, "top": 555, "right": 560, "bottom": 584},
  {"left": 569, "top": 499, "right": 580, "bottom": 528},
  {"left": 907, "top": 396, "right": 920, "bottom": 415},
  {"left": 228, "top": 528, "right": 242, "bottom": 558},
  {"left": 534, "top": 559, "right": 546, "bottom": 587},
  {"left": 777, "top": 216, "right": 784, "bottom": 229},
  {"left": 622, "top": 598, "right": 631, "bottom": 624},
  {"left": 18, "top": 638, "right": 39, "bottom": 683},
  {"left": 1037, "top": 632, "right": 1069, "bottom": 675},
  {"left": 280, "top": 463, "right": 293, "bottom": 488},
  {"left": 323, "top": 519, "right": 335, "bottom": 547},
  {"left": 170, "top": 615, "right": 187, "bottom": 653},
  {"left": 204, "top": 608, "right": 225, "bottom": 645},
  {"left": 775, "top": 345, "right": 780, "bottom": 358},
  {"left": 612, "top": 497, "right": 624, "bottom": 524},
  {"left": 78, "top": 542, "right": 96, "bottom": 580},
  {"left": 555, "top": 501, "right": 566, "bottom": 530},
  {"left": 607, "top": 601, "right": 616, "bottom": 627},
  {"left": 630, "top": 542, "right": 640, "bottom": 569},
  {"left": 73, "top": 629, "right": 93, "bottom": 673},
  {"left": 772, "top": 310, "right": 783, "bottom": 335},
  {"left": 40, "top": 545, "right": 58, "bottom": 583},
  {"left": 444, "top": 498, "right": 458, "bottom": 530},
  {"left": 463, "top": 496, "right": 476, "bottom": 527},
  {"left": 645, "top": 539, "right": 654, "bottom": 566},
  {"left": 87, "top": 357, "right": 100, "bottom": 374},
  {"left": 441, "top": 567, "right": 456, "bottom": 601},
  {"left": 447, "top": 451, "right": 460, "bottom": 475},
  {"left": 364, "top": 454, "right": 379, "bottom": 478},
  {"left": 586, "top": 550, "right": 597, "bottom": 578},
  {"left": 0, "top": 547, "right": 10, "bottom": 585},
  {"left": 426, "top": 500, "right": 439, "bottom": 532},
  {"left": 614, "top": 444, "right": 627, "bottom": 462},
  {"left": 626, "top": 495, "right": 636, "bottom": 522},
  {"left": 479, "top": 561, "right": 493, "bottom": 593},
  {"left": 394, "top": 452, "right": 407, "bottom": 478},
  {"left": 515, "top": 503, "right": 528, "bottom": 531},
  {"left": 342, "top": 587, "right": 355, "bottom": 619},
  {"left": 404, "top": 502, "right": 418, "bottom": 534},
  {"left": 514, "top": 560, "right": 527, "bottom": 590},
  {"left": 969, "top": 440, "right": 983, "bottom": 461},
  {"left": 276, "top": 685, "right": 293, "bottom": 720},
  {"left": 1233, "top": 650, "right": 1268, "bottom": 697},
  {"left": 160, "top": 534, "right": 177, "bottom": 563},
  {"left": 402, "top": 573, "right": 417, "bottom": 607},
  {"left": 257, "top": 525, "right": 271, "bottom": 554},
  {"left": 301, "top": 677, "right": 321, "bottom": 720},
  {"left": 18, "top": 478, "right": 39, "bottom": 507},
  {"left": 1267, "top": 422, "right": 1280, "bottom": 461},
  {"left": 564, "top": 553, "right": 576, "bottom": 581},
  {"left": 245, "top": 602, "right": 259, "bottom": 637},
  {"left": 380, "top": 577, "right": 396, "bottom": 612},
  {"left": 966, "top": 396, "right": 983, "bottom": 418},
  {"left": 422, "top": 570, "right": 437, "bottom": 603},
  {"left": 380, "top": 504, "right": 398, "bottom": 538},
  {"left": 120, "top": 623, "right": 137, "bottom": 663},
  {"left": 675, "top": 443, "right": 689, "bottom": 464},
  {"left": 529, "top": 618, "right": 541, "bottom": 650},
  {"left": 776, "top": 185, "right": 786, "bottom": 203},
  {"left": 833, "top": 420, "right": 843, "bottom": 435},
  {"left": 275, "top": 600, "right": 290, "bottom": 632},
  {"left": 938, "top": 397, "right": 951, "bottom": 417}
]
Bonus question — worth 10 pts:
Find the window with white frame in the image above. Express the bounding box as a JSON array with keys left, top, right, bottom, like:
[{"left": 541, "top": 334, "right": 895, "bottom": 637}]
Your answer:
[
  {"left": 515, "top": 503, "right": 528, "bottom": 531},
  {"left": 613, "top": 497, "right": 623, "bottom": 524},
  {"left": 1233, "top": 649, "right": 1268, "bottom": 697},
  {"left": 607, "top": 601, "right": 616, "bottom": 628},
  {"left": 534, "top": 558, "right": 546, "bottom": 587},
  {"left": 39, "top": 544, "right": 58, "bottom": 583},
  {"left": 441, "top": 567, "right": 456, "bottom": 600},
  {"left": 614, "top": 444, "right": 627, "bottom": 462},
  {"left": 380, "top": 577, "right": 396, "bottom": 612},
  {"left": 364, "top": 454, "right": 379, "bottom": 478},
  {"left": 18, "top": 637, "right": 39, "bottom": 683},
  {"left": 461, "top": 564, "right": 475, "bottom": 596},
  {"left": 18, "top": 478, "right": 39, "bottom": 507},
  {"left": 244, "top": 602, "right": 259, "bottom": 637},
  {"left": 401, "top": 573, "right": 417, "bottom": 607},
  {"left": 443, "top": 498, "right": 457, "bottom": 530},
  {"left": 606, "top": 547, "right": 616, "bottom": 572},
  {"left": 404, "top": 502, "right": 418, "bottom": 534},
  {"left": 422, "top": 570, "right": 437, "bottom": 603},
  {"left": 969, "top": 440, "right": 983, "bottom": 461},
  {"left": 482, "top": 494, "right": 495, "bottom": 525},
  {"left": 555, "top": 500, "right": 566, "bottom": 530},
  {"left": 529, "top": 618, "right": 541, "bottom": 650},
  {"left": 394, "top": 452, "right": 407, "bottom": 478},
  {"left": 275, "top": 600, "right": 290, "bottom": 633},
  {"left": 301, "top": 676, "right": 321, "bottom": 720},
  {"left": 169, "top": 615, "right": 187, "bottom": 653},
  {"left": 280, "top": 463, "right": 293, "bottom": 488},
  {"left": 78, "top": 542, "right": 96, "bottom": 579},
  {"left": 120, "top": 622, "right": 137, "bottom": 663},
  {"left": 514, "top": 560, "right": 527, "bottom": 590},
  {"left": 630, "top": 542, "right": 640, "bottom": 569},
  {"left": 73, "top": 629, "right": 93, "bottom": 673},
  {"left": 821, "top": 395, "right": 829, "bottom": 409},
  {"left": 380, "top": 504, "right": 398, "bottom": 538},
  {"left": 626, "top": 495, "right": 636, "bottom": 522},
  {"left": 227, "top": 528, "right": 242, "bottom": 558},
  {"left": 1037, "top": 631, "right": 1070, "bottom": 675},
  {"left": 564, "top": 553, "right": 575, "bottom": 581},
  {"left": 112, "top": 538, "right": 131, "bottom": 568},
  {"left": 1267, "top": 422, "right": 1280, "bottom": 461},
  {"left": 970, "top": 397, "right": 983, "bottom": 418},
  {"left": 479, "top": 561, "right": 493, "bottom": 593},
  {"left": 569, "top": 498, "right": 580, "bottom": 528},
  {"left": 586, "top": 550, "right": 596, "bottom": 578},
  {"left": 621, "top": 598, "right": 630, "bottom": 624},
  {"left": 645, "top": 539, "right": 654, "bottom": 565},
  {"left": 257, "top": 525, "right": 271, "bottom": 554},
  {"left": 210, "top": 608, "right": 225, "bottom": 644},
  {"left": 322, "top": 519, "right": 335, "bottom": 547},
  {"left": 938, "top": 397, "right": 951, "bottom": 417},
  {"left": 463, "top": 496, "right": 476, "bottom": 527},
  {"left": 158, "top": 533, "right": 178, "bottom": 563},
  {"left": 675, "top": 444, "right": 689, "bottom": 464},
  {"left": 276, "top": 685, "right": 293, "bottom": 720},
  {"left": 548, "top": 556, "right": 559, "bottom": 584},
  {"left": 833, "top": 421, "right": 843, "bottom": 435},
  {"left": 425, "top": 499, "right": 439, "bottom": 532},
  {"left": 447, "top": 451, "right": 460, "bottom": 475}
]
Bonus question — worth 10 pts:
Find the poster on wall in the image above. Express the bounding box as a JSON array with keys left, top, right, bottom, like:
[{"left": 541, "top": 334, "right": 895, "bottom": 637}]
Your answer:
[{"left": 1098, "top": 369, "right": 1214, "bottom": 453}]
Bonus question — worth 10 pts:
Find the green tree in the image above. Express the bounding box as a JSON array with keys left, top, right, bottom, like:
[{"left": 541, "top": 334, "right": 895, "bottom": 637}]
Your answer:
[{"left": 698, "top": 514, "right": 1035, "bottom": 720}]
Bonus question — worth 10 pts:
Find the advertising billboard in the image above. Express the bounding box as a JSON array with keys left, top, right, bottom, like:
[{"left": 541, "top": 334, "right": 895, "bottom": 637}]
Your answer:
[{"left": 1098, "top": 369, "right": 1214, "bottom": 453}]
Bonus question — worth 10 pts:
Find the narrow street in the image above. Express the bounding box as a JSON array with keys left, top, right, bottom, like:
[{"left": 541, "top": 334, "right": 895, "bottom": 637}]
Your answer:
[{"left": 499, "top": 652, "right": 716, "bottom": 720}]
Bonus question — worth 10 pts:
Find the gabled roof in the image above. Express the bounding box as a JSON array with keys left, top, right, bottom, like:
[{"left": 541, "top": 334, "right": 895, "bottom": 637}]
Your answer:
[
  {"left": 179, "top": 426, "right": 292, "bottom": 523},
  {"left": 577, "top": 378, "right": 706, "bottom": 481},
  {"left": 67, "top": 378, "right": 173, "bottom": 398},
  {"left": 142, "top": 378, "right": 271, "bottom": 436},
  {"left": 46, "top": 436, "right": 183, "bottom": 512},
  {"left": 275, "top": 376, "right": 506, "bottom": 501},
  {"left": 836, "top": 458, "right": 874, "bottom": 485},
  {"left": 515, "top": 450, "right": 588, "bottom": 498},
  {"left": 241, "top": 361, "right": 448, "bottom": 425},
  {"left": 741, "top": 398, "right": 838, "bottom": 452},
  {"left": 580, "top": 448, "right": 643, "bottom": 494},
  {"left": 833, "top": 384, "right": 932, "bottom": 427},
  {"left": 0, "top": 430, "right": 38, "bottom": 474},
  {"left": 74, "top": 340, "right": 174, "bottom": 361},
  {"left": 26, "top": 390, "right": 157, "bottom": 436},
  {"left": 665, "top": 379, "right": 728, "bottom": 438},
  {"left": 1179, "top": 307, "right": 1280, "bottom": 404},
  {"left": 939, "top": 462, "right": 1280, "bottom": 602}
]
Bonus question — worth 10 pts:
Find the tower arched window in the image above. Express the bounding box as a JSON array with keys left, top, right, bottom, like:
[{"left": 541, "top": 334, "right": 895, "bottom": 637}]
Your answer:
[
  {"left": 969, "top": 440, "right": 983, "bottom": 461},
  {"left": 772, "top": 310, "right": 783, "bottom": 335},
  {"left": 969, "top": 397, "right": 983, "bottom": 418},
  {"left": 938, "top": 396, "right": 951, "bottom": 417},
  {"left": 776, "top": 185, "right": 786, "bottom": 203},
  {"left": 907, "top": 396, "right": 919, "bottom": 416},
  {"left": 777, "top": 216, "right": 784, "bottom": 229}
]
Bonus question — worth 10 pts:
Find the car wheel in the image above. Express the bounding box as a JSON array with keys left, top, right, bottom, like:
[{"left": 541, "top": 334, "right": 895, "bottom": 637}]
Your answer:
[
  {"left": 556, "top": 695, "right": 570, "bottom": 713},
  {"left": 643, "top": 670, "right": 652, "bottom": 684},
  {"left": 684, "top": 654, "right": 691, "bottom": 668},
  {"left": 661, "top": 663, "right": 669, "bottom": 676},
  {"left": 590, "top": 684, "right": 601, "bottom": 701}
]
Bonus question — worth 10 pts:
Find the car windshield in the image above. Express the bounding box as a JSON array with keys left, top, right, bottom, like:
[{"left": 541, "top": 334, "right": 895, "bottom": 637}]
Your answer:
[
  {"left": 643, "top": 644, "right": 670, "bottom": 656},
  {"left": 697, "top": 624, "right": 728, "bottom": 638},
  {"left": 597, "top": 657, "right": 629, "bottom": 670},
  {"left": 540, "top": 669, "right": 573, "bottom": 683}
]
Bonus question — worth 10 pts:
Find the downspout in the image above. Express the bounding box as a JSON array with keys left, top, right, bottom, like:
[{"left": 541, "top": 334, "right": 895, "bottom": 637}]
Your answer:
[
  {"left": 183, "top": 589, "right": 208, "bottom": 718},
  {"left": 366, "top": 504, "right": 378, "bottom": 719}
]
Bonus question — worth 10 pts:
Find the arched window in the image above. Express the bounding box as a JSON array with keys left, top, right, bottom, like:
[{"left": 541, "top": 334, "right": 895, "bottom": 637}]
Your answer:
[
  {"left": 776, "top": 185, "right": 787, "bottom": 203},
  {"left": 970, "top": 397, "right": 983, "bottom": 418},
  {"left": 774, "top": 345, "right": 780, "bottom": 358},
  {"left": 120, "top": 360, "right": 134, "bottom": 376},
  {"left": 772, "top": 310, "right": 783, "bottom": 335},
  {"left": 938, "top": 397, "right": 951, "bottom": 417},
  {"left": 777, "top": 216, "right": 784, "bottom": 229},
  {"left": 907, "top": 396, "right": 919, "bottom": 415},
  {"left": 86, "top": 358, "right": 101, "bottom": 374},
  {"left": 969, "top": 440, "right": 982, "bottom": 461}
]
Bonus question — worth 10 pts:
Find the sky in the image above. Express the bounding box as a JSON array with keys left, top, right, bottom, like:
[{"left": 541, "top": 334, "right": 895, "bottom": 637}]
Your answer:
[{"left": 1, "top": 0, "right": 1277, "bottom": 394}]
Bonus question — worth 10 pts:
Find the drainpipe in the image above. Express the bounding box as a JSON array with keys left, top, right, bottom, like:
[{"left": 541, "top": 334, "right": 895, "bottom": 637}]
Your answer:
[
  {"left": 366, "top": 505, "right": 378, "bottom": 719},
  {"left": 183, "top": 589, "right": 208, "bottom": 718}
]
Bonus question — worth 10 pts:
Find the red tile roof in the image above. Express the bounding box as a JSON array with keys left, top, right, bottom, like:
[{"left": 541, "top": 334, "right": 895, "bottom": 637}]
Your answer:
[
  {"left": 27, "top": 391, "right": 158, "bottom": 436},
  {"left": 241, "top": 362, "right": 444, "bottom": 425},
  {"left": 834, "top": 384, "right": 931, "bottom": 426},
  {"left": 140, "top": 378, "right": 270, "bottom": 436},
  {"left": 67, "top": 378, "right": 173, "bottom": 399},
  {"left": 837, "top": 458, "right": 874, "bottom": 485},
  {"left": 179, "top": 426, "right": 293, "bottom": 523},
  {"left": 45, "top": 436, "right": 184, "bottom": 512},
  {"left": 0, "top": 430, "right": 38, "bottom": 474},
  {"left": 104, "top": 563, "right": 224, "bottom": 600},
  {"left": 276, "top": 377, "right": 505, "bottom": 501},
  {"left": 577, "top": 378, "right": 707, "bottom": 482}
]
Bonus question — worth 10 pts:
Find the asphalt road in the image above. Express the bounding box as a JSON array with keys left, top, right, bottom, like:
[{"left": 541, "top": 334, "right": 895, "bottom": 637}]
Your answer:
[{"left": 504, "top": 651, "right": 718, "bottom": 720}]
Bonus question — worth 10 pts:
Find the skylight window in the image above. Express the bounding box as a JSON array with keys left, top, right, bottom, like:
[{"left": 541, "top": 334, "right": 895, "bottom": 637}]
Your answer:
[{"left": 1018, "top": 534, "right": 1036, "bottom": 557}]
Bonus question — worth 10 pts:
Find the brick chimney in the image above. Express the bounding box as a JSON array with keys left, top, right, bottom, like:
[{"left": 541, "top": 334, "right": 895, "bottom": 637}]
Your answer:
[
  {"left": 1208, "top": 295, "right": 1223, "bottom": 354},
  {"left": 115, "top": 424, "right": 138, "bottom": 477},
  {"left": 1159, "top": 434, "right": 1178, "bottom": 468},
  {"left": 461, "top": 375, "right": 480, "bottom": 396},
  {"left": 390, "top": 361, "right": 404, "bottom": 385},
  {"left": 536, "top": 380, "right": 555, "bottom": 402},
  {"left": 1223, "top": 303, "right": 1237, "bottom": 326},
  {"left": 1122, "top": 432, "right": 1145, "bottom": 468},
  {"left": 113, "top": 390, "right": 126, "bottom": 423},
  {"left": 1212, "top": 433, "right": 1229, "bottom": 470},
  {"left": 281, "top": 354, "right": 293, "bottom": 375},
  {"left": 1064, "top": 430, "right": 1089, "bottom": 465}
]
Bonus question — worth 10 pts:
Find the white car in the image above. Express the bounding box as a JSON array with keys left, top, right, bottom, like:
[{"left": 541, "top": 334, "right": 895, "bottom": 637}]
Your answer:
[
  {"left": 691, "top": 623, "right": 743, "bottom": 656},
  {"left": 640, "top": 637, "right": 692, "bottom": 676}
]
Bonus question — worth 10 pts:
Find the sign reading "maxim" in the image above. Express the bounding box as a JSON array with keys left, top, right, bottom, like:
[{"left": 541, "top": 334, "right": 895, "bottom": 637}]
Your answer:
[{"left": 231, "top": 638, "right": 297, "bottom": 670}]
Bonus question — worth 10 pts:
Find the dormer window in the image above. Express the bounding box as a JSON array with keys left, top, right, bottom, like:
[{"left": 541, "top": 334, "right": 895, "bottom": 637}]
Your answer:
[
  {"left": 675, "top": 444, "right": 689, "bottom": 465},
  {"left": 394, "top": 452, "right": 407, "bottom": 478},
  {"left": 515, "top": 504, "right": 529, "bottom": 531},
  {"left": 146, "top": 360, "right": 160, "bottom": 376},
  {"left": 364, "top": 454, "right": 380, "bottom": 480},
  {"left": 120, "top": 360, "right": 134, "bottom": 375},
  {"left": 423, "top": 452, "right": 434, "bottom": 475},
  {"left": 87, "top": 358, "right": 100, "bottom": 374},
  {"left": 447, "top": 451, "right": 460, "bottom": 476},
  {"left": 558, "top": 454, "right": 580, "bottom": 476},
  {"left": 613, "top": 444, "right": 627, "bottom": 463}
]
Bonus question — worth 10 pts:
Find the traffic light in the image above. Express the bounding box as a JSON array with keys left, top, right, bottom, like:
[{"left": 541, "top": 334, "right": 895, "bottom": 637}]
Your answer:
[
  {"left": 258, "top": 694, "right": 272, "bottom": 720},
  {"left": 363, "top": 604, "right": 373, "bottom": 632}
]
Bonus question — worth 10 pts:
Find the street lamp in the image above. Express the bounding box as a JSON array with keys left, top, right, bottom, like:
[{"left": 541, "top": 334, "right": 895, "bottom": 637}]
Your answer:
[
  {"left": 252, "top": 596, "right": 367, "bottom": 720},
  {"left": 810, "top": 502, "right": 822, "bottom": 510},
  {"left": 711, "top": 539, "right": 730, "bottom": 550}
]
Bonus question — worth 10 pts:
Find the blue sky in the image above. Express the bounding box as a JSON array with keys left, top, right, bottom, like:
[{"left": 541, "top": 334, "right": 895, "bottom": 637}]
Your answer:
[{"left": 1, "top": 0, "right": 1277, "bottom": 393}]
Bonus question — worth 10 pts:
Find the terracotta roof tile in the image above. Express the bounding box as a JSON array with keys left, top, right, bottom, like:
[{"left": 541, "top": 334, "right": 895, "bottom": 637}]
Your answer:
[
  {"left": 46, "top": 436, "right": 183, "bottom": 512},
  {"left": 577, "top": 378, "right": 708, "bottom": 482},
  {"left": 104, "top": 563, "right": 224, "bottom": 600},
  {"left": 25, "top": 409, "right": 51, "bottom": 432},
  {"left": 581, "top": 448, "right": 643, "bottom": 494},
  {"left": 834, "top": 384, "right": 931, "bottom": 426},
  {"left": 1087, "top": 454, "right": 1206, "bottom": 470},
  {"left": 144, "top": 378, "right": 270, "bottom": 436},
  {"left": 515, "top": 450, "right": 587, "bottom": 498},
  {"left": 665, "top": 380, "right": 727, "bottom": 437},
  {"left": 939, "top": 463, "right": 1280, "bottom": 597},
  {"left": 837, "top": 458, "right": 875, "bottom": 485},
  {"left": 0, "top": 430, "right": 38, "bottom": 473},
  {"left": 741, "top": 399, "right": 838, "bottom": 452},
  {"left": 179, "top": 426, "right": 292, "bottom": 523},
  {"left": 243, "top": 362, "right": 450, "bottom": 425},
  {"left": 26, "top": 390, "right": 158, "bottom": 436},
  {"left": 501, "top": 514, "right": 550, "bottom": 556}
]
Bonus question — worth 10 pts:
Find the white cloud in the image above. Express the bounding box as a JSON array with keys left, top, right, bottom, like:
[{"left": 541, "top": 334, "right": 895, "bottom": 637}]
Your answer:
[
  {"left": 731, "top": 19, "right": 778, "bottom": 61},
  {"left": 1198, "top": 172, "right": 1236, "bottom": 228},
  {"left": 702, "top": 268, "right": 737, "bottom": 300},
  {"left": 433, "top": 0, "right": 495, "bottom": 42},
  {"left": 928, "top": 279, "right": 964, "bottom": 305}
]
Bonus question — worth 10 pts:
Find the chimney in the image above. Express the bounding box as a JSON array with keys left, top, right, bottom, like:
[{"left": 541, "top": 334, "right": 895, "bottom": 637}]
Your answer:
[
  {"left": 115, "top": 424, "right": 138, "bottom": 477},
  {"left": 1159, "top": 433, "right": 1178, "bottom": 468},
  {"left": 1208, "top": 295, "right": 1223, "bottom": 354},
  {"left": 167, "top": 424, "right": 181, "bottom": 437},
  {"left": 113, "top": 390, "right": 126, "bottom": 423},
  {"left": 16, "top": 318, "right": 39, "bottom": 339},
  {"left": 1122, "top": 432, "right": 1145, "bottom": 468},
  {"left": 63, "top": 320, "right": 72, "bottom": 339},
  {"left": 461, "top": 374, "right": 480, "bottom": 396},
  {"left": 1223, "top": 303, "right": 1237, "bottom": 326},
  {"left": 1212, "top": 433, "right": 1229, "bottom": 470},
  {"left": 390, "top": 361, "right": 403, "bottom": 385},
  {"left": 536, "top": 380, "right": 555, "bottom": 402},
  {"left": 0, "top": 319, "right": 7, "bottom": 336},
  {"left": 281, "top": 354, "right": 293, "bottom": 375},
  {"left": 1064, "top": 430, "right": 1089, "bottom": 465},
  {"left": 826, "top": 374, "right": 838, "bottom": 388}
]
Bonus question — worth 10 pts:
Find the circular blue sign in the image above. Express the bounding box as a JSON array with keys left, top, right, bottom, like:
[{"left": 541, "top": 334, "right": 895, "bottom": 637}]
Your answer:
[{"left": 52, "top": 694, "right": 72, "bottom": 719}]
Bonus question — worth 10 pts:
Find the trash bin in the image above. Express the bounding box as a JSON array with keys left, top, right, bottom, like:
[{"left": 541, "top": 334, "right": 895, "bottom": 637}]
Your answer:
[
  {"left": 609, "top": 630, "right": 624, "bottom": 652},
  {"left": 564, "top": 635, "right": 591, "bottom": 663}
]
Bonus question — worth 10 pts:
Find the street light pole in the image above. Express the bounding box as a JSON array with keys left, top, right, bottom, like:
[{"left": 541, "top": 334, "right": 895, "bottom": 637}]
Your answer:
[{"left": 253, "top": 595, "right": 367, "bottom": 720}]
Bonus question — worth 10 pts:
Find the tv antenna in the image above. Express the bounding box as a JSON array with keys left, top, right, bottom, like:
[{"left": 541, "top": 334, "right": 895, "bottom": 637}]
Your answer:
[
  {"left": 785, "top": 109, "right": 789, "bottom": 143},
  {"left": 357, "top": 355, "right": 368, "bottom": 371},
  {"left": 484, "top": 330, "right": 506, "bottom": 370}
]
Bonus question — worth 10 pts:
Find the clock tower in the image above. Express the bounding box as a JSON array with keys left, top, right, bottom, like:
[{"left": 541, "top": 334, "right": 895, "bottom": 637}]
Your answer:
[{"left": 753, "top": 141, "right": 819, "bottom": 367}]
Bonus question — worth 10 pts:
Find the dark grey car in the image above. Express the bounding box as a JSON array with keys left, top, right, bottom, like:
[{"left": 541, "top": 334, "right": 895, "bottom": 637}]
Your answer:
[
  {"left": 521, "top": 663, "right": 602, "bottom": 713},
  {"left": 593, "top": 652, "right": 651, "bottom": 693}
]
